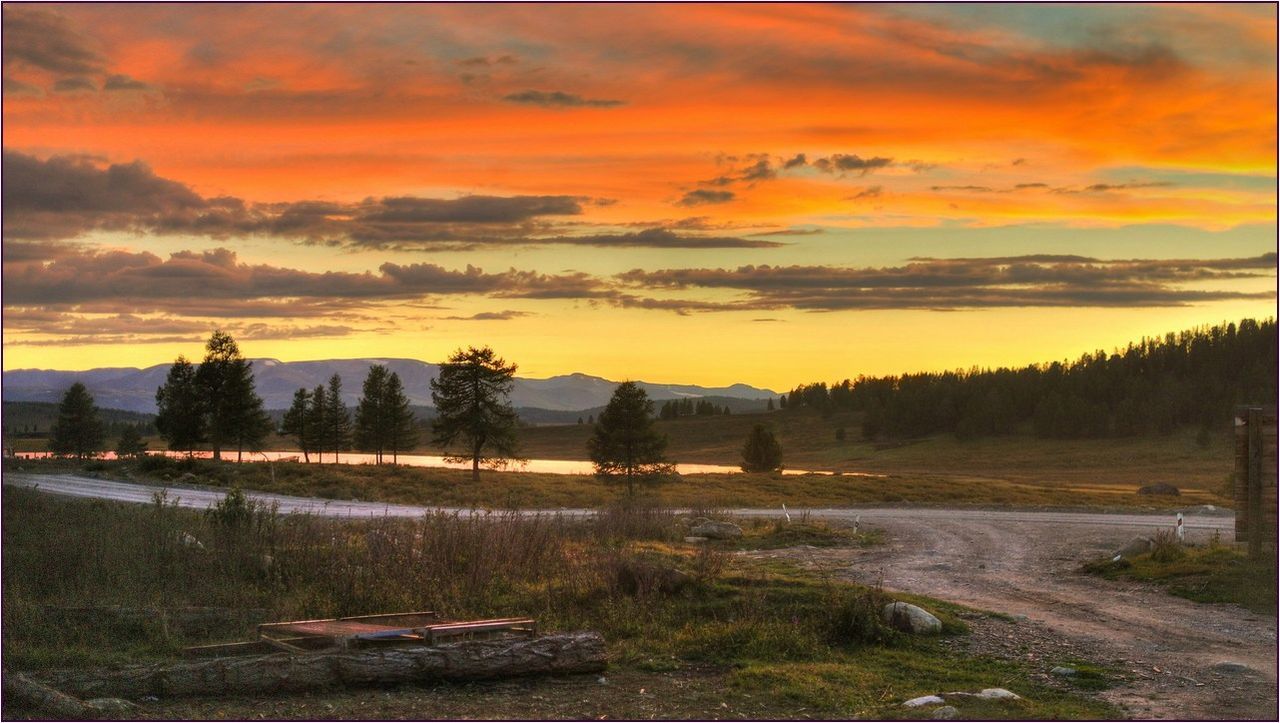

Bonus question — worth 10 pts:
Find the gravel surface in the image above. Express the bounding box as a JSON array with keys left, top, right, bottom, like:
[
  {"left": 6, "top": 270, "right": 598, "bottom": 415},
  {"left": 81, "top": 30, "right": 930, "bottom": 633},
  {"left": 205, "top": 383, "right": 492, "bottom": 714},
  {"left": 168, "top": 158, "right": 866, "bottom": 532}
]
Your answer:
[{"left": 748, "top": 512, "right": 1278, "bottom": 720}]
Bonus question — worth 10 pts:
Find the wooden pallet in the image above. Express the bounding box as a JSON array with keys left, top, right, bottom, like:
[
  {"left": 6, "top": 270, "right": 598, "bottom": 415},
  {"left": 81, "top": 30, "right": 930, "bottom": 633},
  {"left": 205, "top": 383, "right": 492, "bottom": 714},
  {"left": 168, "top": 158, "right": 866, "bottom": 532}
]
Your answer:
[{"left": 185, "top": 611, "right": 537, "bottom": 658}]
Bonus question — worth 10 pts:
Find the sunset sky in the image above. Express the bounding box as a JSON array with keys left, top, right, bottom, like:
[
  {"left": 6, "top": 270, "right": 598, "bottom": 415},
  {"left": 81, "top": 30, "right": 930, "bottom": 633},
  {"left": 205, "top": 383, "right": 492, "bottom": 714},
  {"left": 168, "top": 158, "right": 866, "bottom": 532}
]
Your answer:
[{"left": 3, "top": 2, "right": 1276, "bottom": 390}]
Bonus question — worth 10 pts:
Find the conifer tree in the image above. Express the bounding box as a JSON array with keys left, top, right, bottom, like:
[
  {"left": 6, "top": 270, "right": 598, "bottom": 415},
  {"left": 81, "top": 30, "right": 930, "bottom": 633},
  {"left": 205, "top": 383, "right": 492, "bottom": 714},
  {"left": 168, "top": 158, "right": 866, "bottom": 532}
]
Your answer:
[
  {"left": 430, "top": 346, "right": 519, "bottom": 480},
  {"left": 49, "top": 382, "right": 105, "bottom": 459},
  {"left": 155, "top": 356, "right": 205, "bottom": 455},
  {"left": 588, "top": 382, "right": 673, "bottom": 496},
  {"left": 281, "top": 388, "right": 313, "bottom": 463}
]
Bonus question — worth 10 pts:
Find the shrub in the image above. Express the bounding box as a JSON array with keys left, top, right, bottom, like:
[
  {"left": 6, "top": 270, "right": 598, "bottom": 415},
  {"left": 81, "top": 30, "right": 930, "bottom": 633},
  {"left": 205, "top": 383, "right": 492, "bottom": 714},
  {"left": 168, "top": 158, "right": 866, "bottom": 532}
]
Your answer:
[{"left": 1150, "top": 528, "right": 1186, "bottom": 563}]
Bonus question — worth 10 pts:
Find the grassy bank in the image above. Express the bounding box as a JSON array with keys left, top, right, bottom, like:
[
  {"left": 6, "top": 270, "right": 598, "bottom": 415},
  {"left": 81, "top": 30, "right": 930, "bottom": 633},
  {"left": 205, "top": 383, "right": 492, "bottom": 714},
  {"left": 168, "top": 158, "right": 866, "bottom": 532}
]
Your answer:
[
  {"left": 1083, "top": 536, "right": 1276, "bottom": 615},
  {"left": 3, "top": 486, "right": 1118, "bottom": 719},
  {"left": 8, "top": 453, "right": 1229, "bottom": 511}
]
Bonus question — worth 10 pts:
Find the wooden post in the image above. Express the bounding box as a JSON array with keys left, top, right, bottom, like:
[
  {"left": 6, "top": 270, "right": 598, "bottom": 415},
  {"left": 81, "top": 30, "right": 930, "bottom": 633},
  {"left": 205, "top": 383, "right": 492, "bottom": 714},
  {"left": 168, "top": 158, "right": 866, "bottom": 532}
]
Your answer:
[{"left": 1248, "top": 408, "right": 1263, "bottom": 560}]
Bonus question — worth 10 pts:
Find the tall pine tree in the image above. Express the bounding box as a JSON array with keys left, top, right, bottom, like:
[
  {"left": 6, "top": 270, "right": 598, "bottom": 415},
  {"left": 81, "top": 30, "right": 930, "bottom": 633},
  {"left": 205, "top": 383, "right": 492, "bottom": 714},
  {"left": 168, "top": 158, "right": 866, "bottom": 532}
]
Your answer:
[
  {"left": 430, "top": 346, "right": 519, "bottom": 481},
  {"left": 323, "top": 374, "right": 351, "bottom": 463},
  {"left": 49, "top": 382, "right": 105, "bottom": 459},
  {"left": 155, "top": 356, "right": 205, "bottom": 455},
  {"left": 280, "top": 388, "right": 313, "bottom": 463},
  {"left": 588, "top": 382, "right": 673, "bottom": 496}
]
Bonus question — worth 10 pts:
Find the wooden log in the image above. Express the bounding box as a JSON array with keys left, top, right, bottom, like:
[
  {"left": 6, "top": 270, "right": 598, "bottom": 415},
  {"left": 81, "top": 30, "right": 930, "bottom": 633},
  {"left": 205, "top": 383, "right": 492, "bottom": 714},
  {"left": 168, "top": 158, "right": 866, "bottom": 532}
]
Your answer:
[
  {"left": 38, "top": 632, "right": 606, "bottom": 700},
  {"left": 3, "top": 671, "right": 103, "bottom": 719}
]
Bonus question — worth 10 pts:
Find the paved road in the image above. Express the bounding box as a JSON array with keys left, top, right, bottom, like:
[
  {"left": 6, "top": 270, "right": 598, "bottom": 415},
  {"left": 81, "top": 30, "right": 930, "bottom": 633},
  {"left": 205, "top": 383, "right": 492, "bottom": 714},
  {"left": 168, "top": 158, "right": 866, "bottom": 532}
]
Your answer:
[{"left": 0, "top": 472, "right": 1236, "bottom": 533}]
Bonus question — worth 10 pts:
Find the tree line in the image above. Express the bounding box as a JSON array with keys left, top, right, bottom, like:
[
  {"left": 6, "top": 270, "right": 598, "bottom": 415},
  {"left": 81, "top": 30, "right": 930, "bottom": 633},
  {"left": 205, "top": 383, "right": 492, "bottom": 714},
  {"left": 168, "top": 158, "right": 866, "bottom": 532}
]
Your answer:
[
  {"left": 43, "top": 336, "right": 788, "bottom": 484},
  {"left": 781, "top": 318, "right": 1277, "bottom": 441},
  {"left": 657, "top": 398, "right": 732, "bottom": 419}
]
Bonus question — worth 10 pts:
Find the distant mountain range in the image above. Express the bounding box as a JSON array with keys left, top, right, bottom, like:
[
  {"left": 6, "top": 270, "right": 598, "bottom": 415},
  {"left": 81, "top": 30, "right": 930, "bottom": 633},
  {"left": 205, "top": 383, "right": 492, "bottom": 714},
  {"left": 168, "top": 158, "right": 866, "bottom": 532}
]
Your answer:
[{"left": 1, "top": 358, "right": 778, "bottom": 414}]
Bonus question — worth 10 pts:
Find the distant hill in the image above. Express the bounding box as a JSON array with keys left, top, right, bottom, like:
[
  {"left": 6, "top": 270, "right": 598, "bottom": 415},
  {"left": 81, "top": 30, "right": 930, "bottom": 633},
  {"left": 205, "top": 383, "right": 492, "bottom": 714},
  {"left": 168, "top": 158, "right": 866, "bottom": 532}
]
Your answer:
[{"left": 1, "top": 358, "right": 777, "bottom": 415}]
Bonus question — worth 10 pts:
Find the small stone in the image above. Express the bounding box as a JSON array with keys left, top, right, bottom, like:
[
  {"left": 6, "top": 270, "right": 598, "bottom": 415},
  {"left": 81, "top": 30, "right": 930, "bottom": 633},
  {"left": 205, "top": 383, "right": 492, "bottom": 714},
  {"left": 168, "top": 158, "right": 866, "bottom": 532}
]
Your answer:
[
  {"left": 931, "top": 705, "right": 960, "bottom": 720},
  {"left": 684, "top": 536, "right": 709, "bottom": 543},
  {"left": 903, "top": 695, "right": 946, "bottom": 708},
  {"left": 597, "top": 676, "right": 608, "bottom": 684},
  {"left": 690, "top": 520, "right": 743, "bottom": 540},
  {"left": 1050, "top": 666, "right": 1078, "bottom": 677}
]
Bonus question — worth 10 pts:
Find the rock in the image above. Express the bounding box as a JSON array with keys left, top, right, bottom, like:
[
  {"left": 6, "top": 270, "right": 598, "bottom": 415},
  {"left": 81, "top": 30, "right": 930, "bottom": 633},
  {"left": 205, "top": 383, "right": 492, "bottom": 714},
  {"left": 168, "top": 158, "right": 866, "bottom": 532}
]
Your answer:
[
  {"left": 87, "top": 697, "right": 141, "bottom": 715},
  {"left": 1050, "top": 666, "right": 1077, "bottom": 677},
  {"left": 1137, "top": 483, "right": 1180, "bottom": 496},
  {"left": 176, "top": 472, "right": 199, "bottom": 484},
  {"left": 883, "top": 602, "right": 943, "bottom": 634},
  {"left": 976, "top": 688, "right": 1021, "bottom": 700},
  {"left": 1114, "top": 536, "right": 1154, "bottom": 558},
  {"left": 683, "top": 536, "right": 708, "bottom": 543},
  {"left": 903, "top": 695, "right": 945, "bottom": 708},
  {"left": 178, "top": 532, "right": 204, "bottom": 550},
  {"left": 1211, "top": 661, "right": 1254, "bottom": 675},
  {"left": 690, "top": 520, "right": 742, "bottom": 540},
  {"left": 932, "top": 705, "right": 960, "bottom": 720}
]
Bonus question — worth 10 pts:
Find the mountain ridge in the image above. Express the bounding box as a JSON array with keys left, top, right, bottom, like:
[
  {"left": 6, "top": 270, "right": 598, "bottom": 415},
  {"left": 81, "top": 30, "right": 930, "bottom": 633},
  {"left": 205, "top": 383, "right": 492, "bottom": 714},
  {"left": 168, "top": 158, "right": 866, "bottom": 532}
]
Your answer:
[{"left": 1, "top": 358, "right": 778, "bottom": 414}]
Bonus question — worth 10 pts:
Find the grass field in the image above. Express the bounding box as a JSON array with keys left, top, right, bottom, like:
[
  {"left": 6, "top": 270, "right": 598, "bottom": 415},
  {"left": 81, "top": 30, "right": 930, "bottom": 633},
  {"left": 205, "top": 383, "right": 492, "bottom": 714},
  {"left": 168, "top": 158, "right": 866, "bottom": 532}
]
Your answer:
[
  {"left": 1082, "top": 536, "right": 1276, "bottom": 615},
  {"left": 8, "top": 448, "right": 1230, "bottom": 512},
  {"left": 2, "top": 486, "right": 1119, "bottom": 720}
]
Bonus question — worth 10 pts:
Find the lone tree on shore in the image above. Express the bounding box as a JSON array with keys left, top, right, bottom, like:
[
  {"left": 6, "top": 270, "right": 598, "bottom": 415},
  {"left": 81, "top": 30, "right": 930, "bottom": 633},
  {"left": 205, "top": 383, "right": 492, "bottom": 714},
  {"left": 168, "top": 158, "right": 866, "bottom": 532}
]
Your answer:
[
  {"left": 588, "top": 382, "right": 674, "bottom": 496},
  {"left": 430, "top": 346, "right": 519, "bottom": 481},
  {"left": 156, "top": 356, "right": 205, "bottom": 455},
  {"left": 740, "top": 424, "right": 783, "bottom": 473},
  {"left": 49, "top": 382, "right": 105, "bottom": 459}
]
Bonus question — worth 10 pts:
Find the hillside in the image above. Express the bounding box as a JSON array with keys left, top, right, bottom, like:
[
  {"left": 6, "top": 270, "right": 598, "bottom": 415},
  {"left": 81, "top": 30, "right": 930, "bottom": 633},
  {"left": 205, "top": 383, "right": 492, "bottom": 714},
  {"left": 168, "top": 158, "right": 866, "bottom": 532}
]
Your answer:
[{"left": 2, "top": 359, "right": 776, "bottom": 414}]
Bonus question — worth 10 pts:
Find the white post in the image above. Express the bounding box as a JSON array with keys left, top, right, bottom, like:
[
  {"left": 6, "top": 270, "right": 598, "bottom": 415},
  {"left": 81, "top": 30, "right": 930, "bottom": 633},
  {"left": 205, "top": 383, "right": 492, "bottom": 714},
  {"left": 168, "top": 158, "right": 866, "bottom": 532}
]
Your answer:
[{"left": 1176, "top": 512, "right": 1184, "bottom": 542}]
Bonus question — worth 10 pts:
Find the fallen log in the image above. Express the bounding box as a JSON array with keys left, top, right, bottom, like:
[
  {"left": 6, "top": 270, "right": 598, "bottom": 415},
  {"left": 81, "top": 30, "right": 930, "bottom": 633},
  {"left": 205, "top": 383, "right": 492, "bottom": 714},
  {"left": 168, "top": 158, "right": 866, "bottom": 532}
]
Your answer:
[
  {"left": 38, "top": 632, "right": 606, "bottom": 700},
  {"left": 2, "top": 670, "right": 136, "bottom": 716}
]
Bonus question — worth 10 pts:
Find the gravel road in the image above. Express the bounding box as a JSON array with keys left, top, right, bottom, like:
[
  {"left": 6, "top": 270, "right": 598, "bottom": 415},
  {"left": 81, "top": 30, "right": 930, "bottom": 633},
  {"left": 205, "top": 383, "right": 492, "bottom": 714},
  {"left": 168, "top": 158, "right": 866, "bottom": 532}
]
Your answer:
[{"left": 5, "top": 472, "right": 1276, "bottom": 719}]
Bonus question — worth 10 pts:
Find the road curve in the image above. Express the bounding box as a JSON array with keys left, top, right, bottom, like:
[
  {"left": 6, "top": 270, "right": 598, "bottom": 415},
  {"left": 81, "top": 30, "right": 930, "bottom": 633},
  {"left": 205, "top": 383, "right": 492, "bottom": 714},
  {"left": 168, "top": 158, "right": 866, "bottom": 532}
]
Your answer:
[{"left": 0, "top": 472, "right": 1237, "bottom": 533}]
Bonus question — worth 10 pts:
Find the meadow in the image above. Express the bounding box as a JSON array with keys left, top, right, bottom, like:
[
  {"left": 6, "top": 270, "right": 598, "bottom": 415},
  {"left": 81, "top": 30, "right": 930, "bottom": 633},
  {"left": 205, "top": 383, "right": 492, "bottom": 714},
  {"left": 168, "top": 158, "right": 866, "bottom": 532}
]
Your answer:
[{"left": 2, "top": 486, "right": 1120, "bottom": 720}]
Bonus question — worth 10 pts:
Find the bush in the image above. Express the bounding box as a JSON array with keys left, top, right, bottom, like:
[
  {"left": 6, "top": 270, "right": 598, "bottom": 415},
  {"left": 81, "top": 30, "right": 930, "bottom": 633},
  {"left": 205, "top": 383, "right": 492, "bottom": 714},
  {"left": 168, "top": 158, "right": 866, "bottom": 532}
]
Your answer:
[
  {"left": 823, "top": 586, "right": 899, "bottom": 646},
  {"left": 1150, "top": 529, "right": 1186, "bottom": 563}
]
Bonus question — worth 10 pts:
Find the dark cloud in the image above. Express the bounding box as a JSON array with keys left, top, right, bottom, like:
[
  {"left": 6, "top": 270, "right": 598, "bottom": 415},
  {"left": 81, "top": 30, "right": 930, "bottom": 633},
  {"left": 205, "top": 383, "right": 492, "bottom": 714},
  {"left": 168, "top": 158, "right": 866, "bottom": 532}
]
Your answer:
[
  {"left": 441, "top": 310, "right": 533, "bottom": 321},
  {"left": 2, "top": 309, "right": 356, "bottom": 346},
  {"left": 103, "top": 74, "right": 152, "bottom": 91},
  {"left": 677, "top": 189, "right": 735, "bottom": 206},
  {"left": 3, "top": 246, "right": 612, "bottom": 313},
  {"left": 1014, "top": 182, "right": 1049, "bottom": 189},
  {"left": 1083, "top": 182, "right": 1174, "bottom": 192},
  {"left": 782, "top": 154, "right": 807, "bottom": 169},
  {"left": 931, "top": 185, "right": 995, "bottom": 193},
  {"left": 2, "top": 150, "right": 205, "bottom": 239},
  {"left": 1, "top": 7, "right": 104, "bottom": 75},
  {"left": 812, "top": 154, "right": 893, "bottom": 175},
  {"left": 3, "top": 151, "right": 764, "bottom": 250},
  {"left": 52, "top": 76, "right": 96, "bottom": 92},
  {"left": 360, "top": 195, "right": 582, "bottom": 224},
  {"left": 3, "top": 75, "right": 43, "bottom": 97},
  {"left": 548, "top": 228, "right": 779, "bottom": 249},
  {"left": 851, "top": 186, "right": 883, "bottom": 200},
  {"left": 458, "top": 55, "right": 518, "bottom": 67},
  {"left": 502, "top": 89, "right": 625, "bottom": 108},
  {"left": 611, "top": 254, "right": 1277, "bottom": 312}
]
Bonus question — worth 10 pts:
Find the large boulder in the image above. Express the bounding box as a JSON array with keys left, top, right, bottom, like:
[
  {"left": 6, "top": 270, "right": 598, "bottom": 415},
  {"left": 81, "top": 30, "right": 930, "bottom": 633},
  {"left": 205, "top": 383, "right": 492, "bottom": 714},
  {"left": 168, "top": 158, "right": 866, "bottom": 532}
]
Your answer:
[
  {"left": 883, "top": 602, "right": 942, "bottom": 634},
  {"left": 1137, "top": 483, "right": 1179, "bottom": 496},
  {"left": 689, "top": 520, "right": 742, "bottom": 540},
  {"left": 1114, "top": 536, "right": 1154, "bottom": 558}
]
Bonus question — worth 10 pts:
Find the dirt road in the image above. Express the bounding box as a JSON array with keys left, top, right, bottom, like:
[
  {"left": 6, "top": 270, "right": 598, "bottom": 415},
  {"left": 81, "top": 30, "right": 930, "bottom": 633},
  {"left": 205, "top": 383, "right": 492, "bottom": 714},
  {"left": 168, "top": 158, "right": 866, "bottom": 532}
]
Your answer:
[
  {"left": 5, "top": 472, "right": 1275, "bottom": 719},
  {"left": 754, "top": 512, "right": 1277, "bottom": 720}
]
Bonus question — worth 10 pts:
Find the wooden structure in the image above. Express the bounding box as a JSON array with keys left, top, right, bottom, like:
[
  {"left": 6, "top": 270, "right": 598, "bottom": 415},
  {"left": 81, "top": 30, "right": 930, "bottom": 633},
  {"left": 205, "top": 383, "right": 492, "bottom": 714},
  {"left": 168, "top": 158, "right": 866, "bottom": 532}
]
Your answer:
[
  {"left": 185, "top": 611, "right": 537, "bottom": 658},
  {"left": 1233, "top": 405, "right": 1277, "bottom": 559}
]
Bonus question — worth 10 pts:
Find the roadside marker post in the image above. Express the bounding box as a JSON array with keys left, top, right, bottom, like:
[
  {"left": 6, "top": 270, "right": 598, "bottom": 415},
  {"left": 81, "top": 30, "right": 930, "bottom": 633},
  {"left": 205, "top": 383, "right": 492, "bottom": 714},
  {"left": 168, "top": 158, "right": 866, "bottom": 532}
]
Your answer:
[{"left": 1176, "top": 512, "right": 1184, "bottom": 542}]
